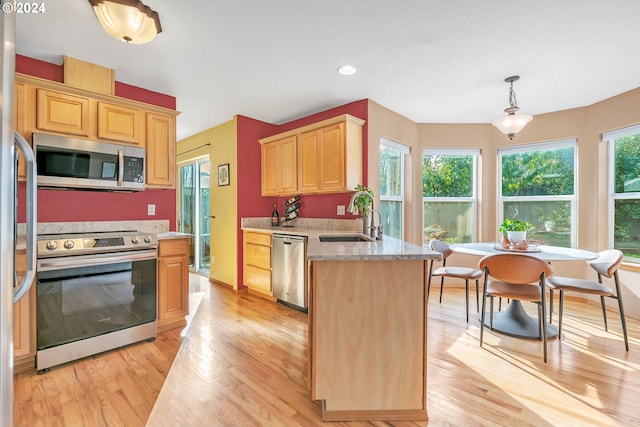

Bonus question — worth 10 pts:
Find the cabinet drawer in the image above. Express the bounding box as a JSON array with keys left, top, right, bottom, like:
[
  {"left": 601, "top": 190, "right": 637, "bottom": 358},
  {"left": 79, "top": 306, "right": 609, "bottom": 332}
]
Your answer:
[
  {"left": 158, "top": 238, "right": 189, "bottom": 257},
  {"left": 244, "top": 265, "right": 271, "bottom": 293},
  {"left": 245, "top": 243, "right": 271, "bottom": 270},
  {"left": 245, "top": 231, "right": 272, "bottom": 246}
]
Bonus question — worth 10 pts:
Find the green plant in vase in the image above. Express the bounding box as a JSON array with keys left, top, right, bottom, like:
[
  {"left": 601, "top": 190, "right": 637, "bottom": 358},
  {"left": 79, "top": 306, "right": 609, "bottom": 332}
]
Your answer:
[{"left": 499, "top": 218, "right": 534, "bottom": 247}]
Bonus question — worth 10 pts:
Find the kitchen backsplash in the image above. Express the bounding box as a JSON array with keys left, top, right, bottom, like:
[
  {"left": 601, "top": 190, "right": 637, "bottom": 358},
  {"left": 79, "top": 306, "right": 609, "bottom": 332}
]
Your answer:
[
  {"left": 17, "top": 220, "right": 170, "bottom": 240},
  {"left": 242, "top": 217, "right": 361, "bottom": 231}
]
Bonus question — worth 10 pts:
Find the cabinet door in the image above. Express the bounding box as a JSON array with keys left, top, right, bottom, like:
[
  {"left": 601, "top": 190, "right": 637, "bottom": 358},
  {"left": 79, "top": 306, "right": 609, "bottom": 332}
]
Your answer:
[
  {"left": 298, "top": 129, "right": 320, "bottom": 192},
  {"left": 318, "top": 122, "right": 345, "bottom": 191},
  {"left": 146, "top": 113, "right": 176, "bottom": 188},
  {"left": 97, "top": 101, "right": 143, "bottom": 145},
  {"left": 261, "top": 141, "right": 279, "bottom": 196},
  {"left": 261, "top": 136, "right": 297, "bottom": 196},
  {"left": 14, "top": 82, "right": 34, "bottom": 181},
  {"left": 36, "top": 88, "right": 90, "bottom": 136},
  {"left": 157, "top": 239, "right": 189, "bottom": 331},
  {"left": 14, "top": 252, "right": 36, "bottom": 371},
  {"left": 278, "top": 136, "right": 297, "bottom": 195}
]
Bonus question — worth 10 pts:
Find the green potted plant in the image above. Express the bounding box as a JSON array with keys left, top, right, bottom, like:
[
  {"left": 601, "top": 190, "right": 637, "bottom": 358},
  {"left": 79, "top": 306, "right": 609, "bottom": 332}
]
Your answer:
[
  {"left": 351, "top": 184, "right": 374, "bottom": 217},
  {"left": 499, "top": 218, "right": 533, "bottom": 245}
]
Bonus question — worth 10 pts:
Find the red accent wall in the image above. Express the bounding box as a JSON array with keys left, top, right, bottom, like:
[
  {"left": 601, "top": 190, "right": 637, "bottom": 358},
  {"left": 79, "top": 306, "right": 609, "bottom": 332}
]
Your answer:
[
  {"left": 16, "top": 55, "right": 178, "bottom": 230},
  {"left": 235, "top": 100, "right": 369, "bottom": 289}
]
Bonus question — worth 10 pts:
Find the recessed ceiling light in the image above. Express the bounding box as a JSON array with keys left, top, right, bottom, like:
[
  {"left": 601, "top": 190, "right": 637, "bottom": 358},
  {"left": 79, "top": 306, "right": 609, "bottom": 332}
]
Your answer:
[{"left": 337, "top": 65, "right": 357, "bottom": 76}]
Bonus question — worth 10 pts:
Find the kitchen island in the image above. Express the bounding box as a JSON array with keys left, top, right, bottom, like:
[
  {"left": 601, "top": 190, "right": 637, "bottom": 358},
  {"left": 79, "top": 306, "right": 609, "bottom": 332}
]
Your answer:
[{"left": 306, "top": 235, "right": 439, "bottom": 421}]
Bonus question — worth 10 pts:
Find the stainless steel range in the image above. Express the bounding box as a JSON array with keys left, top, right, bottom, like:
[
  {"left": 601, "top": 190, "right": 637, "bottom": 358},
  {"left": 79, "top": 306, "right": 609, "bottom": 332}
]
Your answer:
[{"left": 36, "top": 230, "right": 158, "bottom": 373}]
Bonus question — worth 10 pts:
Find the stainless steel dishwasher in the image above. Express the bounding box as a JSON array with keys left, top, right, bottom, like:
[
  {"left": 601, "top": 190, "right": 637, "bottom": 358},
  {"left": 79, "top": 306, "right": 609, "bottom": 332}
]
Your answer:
[{"left": 272, "top": 234, "right": 308, "bottom": 311}]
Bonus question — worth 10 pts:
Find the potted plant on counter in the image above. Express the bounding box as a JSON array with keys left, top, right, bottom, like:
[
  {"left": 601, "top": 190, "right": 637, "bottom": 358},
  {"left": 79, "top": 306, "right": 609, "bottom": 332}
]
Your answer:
[
  {"left": 499, "top": 218, "right": 534, "bottom": 246},
  {"left": 350, "top": 184, "right": 375, "bottom": 233}
]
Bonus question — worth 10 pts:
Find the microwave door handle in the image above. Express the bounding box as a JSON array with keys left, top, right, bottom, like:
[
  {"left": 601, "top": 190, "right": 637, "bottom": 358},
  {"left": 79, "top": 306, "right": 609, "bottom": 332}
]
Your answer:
[
  {"left": 14, "top": 132, "right": 37, "bottom": 303},
  {"left": 117, "top": 149, "right": 124, "bottom": 187}
]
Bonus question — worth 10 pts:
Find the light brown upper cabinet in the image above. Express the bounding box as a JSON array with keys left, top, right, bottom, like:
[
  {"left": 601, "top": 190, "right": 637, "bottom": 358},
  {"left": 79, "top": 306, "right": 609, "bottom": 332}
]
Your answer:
[
  {"left": 14, "top": 82, "right": 35, "bottom": 182},
  {"left": 261, "top": 135, "right": 297, "bottom": 196},
  {"left": 36, "top": 88, "right": 90, "bottom": 137},
  {"left": 259, "top": 114, "right": 364, "bottom": 196},
  {"left": 97, "top": 101, "right": 143, "bottom": 145},
  {"left": 146, "top": 112, "right": 177, "bottom": 189},
  {"left": 16, "top": 73, "right": 179, "bottom": 189}
]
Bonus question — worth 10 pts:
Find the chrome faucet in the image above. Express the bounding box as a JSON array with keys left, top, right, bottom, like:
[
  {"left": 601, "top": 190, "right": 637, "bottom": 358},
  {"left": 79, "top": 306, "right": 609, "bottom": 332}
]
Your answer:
[
  {"left": 347, "top": 190, "right": 375, "bottom": 216},
  {"left": 347, "top": 191, "right": 383, "bottom": 239}
]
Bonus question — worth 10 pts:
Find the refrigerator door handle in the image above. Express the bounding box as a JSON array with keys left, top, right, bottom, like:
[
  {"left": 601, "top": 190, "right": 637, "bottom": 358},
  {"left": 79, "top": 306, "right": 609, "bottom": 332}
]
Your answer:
[{"left": 13, "top": 132, "right": 36, "bottom": 303}]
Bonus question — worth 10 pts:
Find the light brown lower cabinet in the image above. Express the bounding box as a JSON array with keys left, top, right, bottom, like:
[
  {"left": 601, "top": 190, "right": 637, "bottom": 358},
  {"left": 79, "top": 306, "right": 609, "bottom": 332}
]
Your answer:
[
  {"left": 157, "top": 238, "right": 190, "bottom": 333},
  {"left": 14, "top": 251, "right": 36, "bottom": 373},
  {"left": 243, "top": 230, "right": 274, "bottom": 298}
]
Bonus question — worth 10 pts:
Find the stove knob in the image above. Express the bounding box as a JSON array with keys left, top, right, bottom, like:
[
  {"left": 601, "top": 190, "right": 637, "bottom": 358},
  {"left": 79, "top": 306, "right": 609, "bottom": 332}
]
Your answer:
[
  {"left": 64, "top": 240, "right": 75, "bottom": 249},
  {"left": 131, "top": 236, "right": 140, "bottom": 244},
  {"left": 46, "top": 240, "right": 58, "bottom": 250},
  {"left": 144, "top": 235, "right": 153, "bottom": 243}
]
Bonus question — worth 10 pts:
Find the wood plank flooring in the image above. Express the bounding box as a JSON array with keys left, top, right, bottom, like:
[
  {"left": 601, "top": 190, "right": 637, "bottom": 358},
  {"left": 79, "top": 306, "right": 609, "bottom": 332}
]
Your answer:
[{"left": 14, "top": 274, "right": 640, "bottom": 426}]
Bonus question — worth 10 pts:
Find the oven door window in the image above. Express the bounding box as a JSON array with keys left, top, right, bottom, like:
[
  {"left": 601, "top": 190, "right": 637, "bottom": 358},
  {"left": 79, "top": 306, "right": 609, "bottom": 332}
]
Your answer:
[{"left": 36, "top": 259, "right": 156, "bottom": 350}]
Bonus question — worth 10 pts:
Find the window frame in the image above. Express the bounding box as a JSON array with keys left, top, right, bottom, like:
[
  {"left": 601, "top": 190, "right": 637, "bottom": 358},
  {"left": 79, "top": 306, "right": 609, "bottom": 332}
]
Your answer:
[
  {"left": 422, "top": 148, "right": 479, "bottom": 244},
  {"left": 604, "top": 124, "right": 640, "bottom": 258},
  {"left": 379, "top": 138, "right": 408, "bottom": 240},
  {"left": 498, "top": 139, "right": 577, "bottom": 247}
]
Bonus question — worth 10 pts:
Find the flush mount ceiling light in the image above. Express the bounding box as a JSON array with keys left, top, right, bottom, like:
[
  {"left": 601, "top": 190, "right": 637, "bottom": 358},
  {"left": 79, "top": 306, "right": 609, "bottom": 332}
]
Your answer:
[
  {"left": 89, "top": 0, "right": 162, "bottom": 45},
  {"left": 491, "top": 75, "right": 533, "bottom": 139},
  {"left": 337, "top": 65, "right": 357, "bottom": 76}
]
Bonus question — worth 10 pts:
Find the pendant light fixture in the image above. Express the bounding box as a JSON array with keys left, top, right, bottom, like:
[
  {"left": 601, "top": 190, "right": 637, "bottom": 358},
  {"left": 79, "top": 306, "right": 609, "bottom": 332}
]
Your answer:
[
  {"left": 492, "top": 76, "right": 532, "bottom": 139},
  {"left": 89, "top": 0, "right": 162, "bottom": 45}
]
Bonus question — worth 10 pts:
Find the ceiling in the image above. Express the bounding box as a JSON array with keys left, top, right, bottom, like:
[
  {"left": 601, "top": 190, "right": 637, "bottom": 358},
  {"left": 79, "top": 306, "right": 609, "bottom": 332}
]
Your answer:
[{"left": 15, "top": 0, "right": 640, "bottom": 141}]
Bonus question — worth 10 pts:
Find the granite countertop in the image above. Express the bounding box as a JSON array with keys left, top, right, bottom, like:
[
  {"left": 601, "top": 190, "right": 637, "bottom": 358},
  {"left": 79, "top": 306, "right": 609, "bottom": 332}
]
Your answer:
[{"left": 242, "top": 221, "right": 440, "bottom": 261}]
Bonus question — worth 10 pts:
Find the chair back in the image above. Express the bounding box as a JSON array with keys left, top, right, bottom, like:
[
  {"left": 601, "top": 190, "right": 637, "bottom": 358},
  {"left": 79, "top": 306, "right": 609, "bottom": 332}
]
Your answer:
[
  {"left": 479, "top": 254, "right": 553, "bottom": 284},
  {"left": 429, "top": 239, "right": 453, "bottom": 259},
  {"left": 588, "top": 249, "right": 623, "bottom": 278}
]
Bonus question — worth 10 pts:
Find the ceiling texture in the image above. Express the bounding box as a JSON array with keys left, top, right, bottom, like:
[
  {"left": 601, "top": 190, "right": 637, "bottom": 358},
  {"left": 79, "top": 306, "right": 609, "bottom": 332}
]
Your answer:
[{"left": 15, "top": 0, "right": 640, "bottom": 140}]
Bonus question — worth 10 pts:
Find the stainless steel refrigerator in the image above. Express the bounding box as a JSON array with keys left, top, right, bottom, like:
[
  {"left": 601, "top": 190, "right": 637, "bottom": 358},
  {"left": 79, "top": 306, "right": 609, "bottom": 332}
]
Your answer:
[{"left": 1, "top": 8, "right": 37, "bottom": 425}]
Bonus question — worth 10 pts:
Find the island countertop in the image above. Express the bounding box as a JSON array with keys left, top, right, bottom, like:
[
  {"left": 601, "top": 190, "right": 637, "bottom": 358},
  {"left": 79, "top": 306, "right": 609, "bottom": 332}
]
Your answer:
[{"left": 241, "top": 222, "right": 440, "bottom": 261}]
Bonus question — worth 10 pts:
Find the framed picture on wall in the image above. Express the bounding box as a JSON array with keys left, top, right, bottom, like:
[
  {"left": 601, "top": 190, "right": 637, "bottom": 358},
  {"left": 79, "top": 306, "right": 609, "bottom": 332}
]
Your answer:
[{"left": 218, "top": 163, "right": 230, "bottom": 186}]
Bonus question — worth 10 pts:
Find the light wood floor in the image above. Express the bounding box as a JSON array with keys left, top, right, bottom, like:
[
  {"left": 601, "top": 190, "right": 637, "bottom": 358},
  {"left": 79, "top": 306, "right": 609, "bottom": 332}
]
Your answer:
[{"left": 14, "top": 274, "right": 640, "bottom": 426}]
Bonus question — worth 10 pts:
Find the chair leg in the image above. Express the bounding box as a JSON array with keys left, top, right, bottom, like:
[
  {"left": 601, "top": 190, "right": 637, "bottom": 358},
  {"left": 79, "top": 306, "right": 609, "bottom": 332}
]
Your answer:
[
  {"left": 558, "top": 291, "right": 564, "bottom": 339},
  {"left": 475, "top": 280, "right": 480, "bottom": 312},
  {"left": 465, "top": 279, "right": 469, "bottom": 323},
  {"left": 541, "top": 288, "right": 548, "bottom": 363},
  {"left": 480, "top": 272, "right": 488, "bottom": 347},
  {"left": 614, "top": 272, "right": 630, "bottom": 352},
  {"left": 549, "top": 289, "right": 554, "bottom": 325},
  {"left": 600, "top": 295, "right": 608, "bottom": 332},
  {"left": 489, "top": 297, "right": 494, "bottom": 329},
  {"left": 439, "top": 276, "right": 445, "bottom": 304}
]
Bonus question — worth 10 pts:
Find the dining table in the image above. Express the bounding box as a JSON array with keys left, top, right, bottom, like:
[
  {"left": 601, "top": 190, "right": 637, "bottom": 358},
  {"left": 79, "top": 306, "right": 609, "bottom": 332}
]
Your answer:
[{"left": 449, "top": 242, "right": 598, "bottom": 339}]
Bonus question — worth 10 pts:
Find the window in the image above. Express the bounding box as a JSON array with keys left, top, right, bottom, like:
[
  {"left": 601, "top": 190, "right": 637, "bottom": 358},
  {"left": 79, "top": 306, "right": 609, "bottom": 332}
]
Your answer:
[
  {"left": 605, "top": 124, "right": 640, "bottom": 261},
  {"left": 423, "top": 149, "right": 478, "bottom": 245},
  {"left": 380, "top": 139, "right": 408, "bottom": 240},
  {"left": 499, "top": 140, "right": 576, "bottom": 247}
]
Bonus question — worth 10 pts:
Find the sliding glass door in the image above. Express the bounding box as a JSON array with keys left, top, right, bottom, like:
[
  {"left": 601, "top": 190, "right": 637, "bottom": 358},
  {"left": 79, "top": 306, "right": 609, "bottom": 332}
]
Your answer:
[{"left": 178, "top": 159, "right": 211, "bottom": 274}]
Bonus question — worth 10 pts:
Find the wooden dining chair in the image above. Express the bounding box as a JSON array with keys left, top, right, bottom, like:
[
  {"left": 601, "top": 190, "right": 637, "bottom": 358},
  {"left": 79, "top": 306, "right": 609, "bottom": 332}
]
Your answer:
[
  {"left": 547, "top": 249, "right": 629, "bottom": 351},
  {"left": 428, "top": 239, "right": 483, "bottom": 322},
  {"left": 479, "top": 253, "right": 554, "bottom": 362}
]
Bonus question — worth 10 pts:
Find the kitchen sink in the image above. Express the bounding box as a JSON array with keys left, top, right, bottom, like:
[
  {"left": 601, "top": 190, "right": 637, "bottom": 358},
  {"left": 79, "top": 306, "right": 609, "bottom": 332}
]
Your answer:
[{"left": 318, "top": 235, "right": 370, "bottom": 242}]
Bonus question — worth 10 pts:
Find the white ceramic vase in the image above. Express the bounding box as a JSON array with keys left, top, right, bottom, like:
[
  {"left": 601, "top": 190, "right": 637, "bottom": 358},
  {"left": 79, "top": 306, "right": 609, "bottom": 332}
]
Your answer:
[{"left": 507, "top": 230, "right": 527, "bottom": 245}]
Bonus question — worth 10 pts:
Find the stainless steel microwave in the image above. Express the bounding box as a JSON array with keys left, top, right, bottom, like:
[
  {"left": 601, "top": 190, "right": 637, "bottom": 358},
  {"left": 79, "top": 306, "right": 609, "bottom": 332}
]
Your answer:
[{"left": 32, "top": 133, "right": 145, "bottom": 191}]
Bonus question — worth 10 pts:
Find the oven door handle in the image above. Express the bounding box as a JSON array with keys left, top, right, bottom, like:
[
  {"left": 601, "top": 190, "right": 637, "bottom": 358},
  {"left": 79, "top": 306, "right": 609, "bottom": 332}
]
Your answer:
[{"left": 37, "top": 249, "right": 157, "bottom": 272}]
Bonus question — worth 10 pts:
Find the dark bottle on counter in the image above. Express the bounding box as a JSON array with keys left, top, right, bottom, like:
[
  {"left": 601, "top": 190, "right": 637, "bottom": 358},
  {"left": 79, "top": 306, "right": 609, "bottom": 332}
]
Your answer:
[{"left": 271, "top": 204, "right": 280, "bottom": 226}]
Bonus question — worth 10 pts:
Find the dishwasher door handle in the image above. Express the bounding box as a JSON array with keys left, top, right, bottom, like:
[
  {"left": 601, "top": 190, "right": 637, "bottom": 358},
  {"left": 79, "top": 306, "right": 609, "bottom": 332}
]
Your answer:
[{"left": 283, "top": 241, "right": 292, "bottom": 245}]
